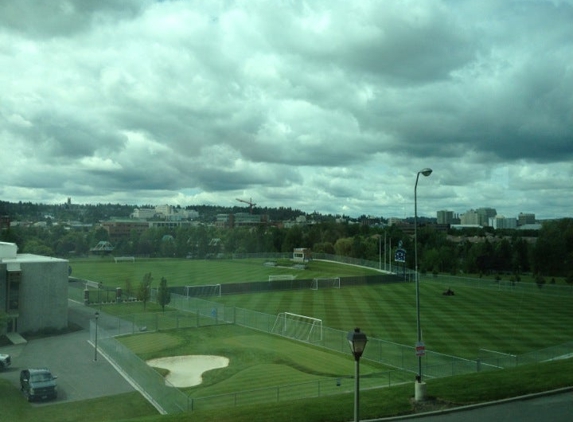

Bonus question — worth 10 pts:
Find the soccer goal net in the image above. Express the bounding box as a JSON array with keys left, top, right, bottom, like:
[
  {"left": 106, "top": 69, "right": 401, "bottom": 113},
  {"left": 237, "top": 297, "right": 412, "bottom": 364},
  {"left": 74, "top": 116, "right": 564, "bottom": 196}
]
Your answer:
[
  {"left": 271, "top": 312, "right": 323, "bottom": 343},
  {"left": 113, "top": 256, "right": 135, "bottom": 263},
  {"left": 269, "top": 274, "right": 296, "bottom": 281},
  {"left": 311, "top": 277, "right": 341, "bottom": 290},
  {"left": 185, "top": 284, "right": 222, "bottom": 297}
]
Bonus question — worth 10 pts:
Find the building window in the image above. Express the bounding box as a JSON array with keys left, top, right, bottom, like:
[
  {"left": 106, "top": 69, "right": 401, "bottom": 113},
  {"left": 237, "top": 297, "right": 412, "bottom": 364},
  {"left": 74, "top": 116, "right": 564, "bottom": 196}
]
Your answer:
[{"left": 7, "top": 270, "right": 21, "bottom": 312}]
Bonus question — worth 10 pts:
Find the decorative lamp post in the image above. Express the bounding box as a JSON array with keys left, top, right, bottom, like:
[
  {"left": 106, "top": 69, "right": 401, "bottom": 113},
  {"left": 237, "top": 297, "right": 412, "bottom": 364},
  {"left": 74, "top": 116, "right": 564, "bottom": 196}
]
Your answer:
[
  {"left": 347, "top": 327, "right": 368, "bottom": 422},
  {"left": 414, "top": 168, "right": 432, "bottom": 401},
  {"left": 94, "top": 311, "right": 99, "bottom": 362}
]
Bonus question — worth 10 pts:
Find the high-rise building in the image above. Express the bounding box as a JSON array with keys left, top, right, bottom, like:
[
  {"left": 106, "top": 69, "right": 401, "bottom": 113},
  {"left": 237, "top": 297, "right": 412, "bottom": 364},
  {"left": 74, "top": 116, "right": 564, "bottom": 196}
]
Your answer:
[
  {"left": 460, "top": 210, "right": 480, "bottom": 225},
  {"left": 476, "top": 208, "right": 497, "bottom": 226},
  {"left": 518, "top": 213, "right": 536, "bottom": 226},
  {"left": 437, "top": 210, "right": 454, "bottom": 225},
  {"left": 489, "top": 215, "right": 517, "bottom": 229}
]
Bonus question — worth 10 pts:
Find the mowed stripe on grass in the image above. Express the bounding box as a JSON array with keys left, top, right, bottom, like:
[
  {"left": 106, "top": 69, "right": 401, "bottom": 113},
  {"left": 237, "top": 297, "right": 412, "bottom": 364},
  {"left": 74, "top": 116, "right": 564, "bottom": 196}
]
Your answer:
[
  {"left": 213, "top": 280, "right": 573, "bottom": 360},
  {"left": 77, "top": 258, "right": 572, "bottom": 360}
]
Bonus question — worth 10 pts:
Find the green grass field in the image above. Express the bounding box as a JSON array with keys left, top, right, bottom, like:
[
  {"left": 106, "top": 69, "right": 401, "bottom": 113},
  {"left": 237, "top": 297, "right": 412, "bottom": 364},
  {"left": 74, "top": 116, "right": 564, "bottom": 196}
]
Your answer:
[
  {"left": 1, "top": 257, "right": 572, "bottom": 422},
  {"left": 73, "top": 257, "right": 573, "bottom": 360},
  {"left": 210, "top": 280, "right": 573, "bottom": 359},
  {"left": 116, "top": 325, "right": 398, "bottom": 401},
  {"left": 69, "top": 257, "right": 380, "bottom": 287},
  {"left": 81, "top": 257, "right": 573, "bottom": 414}
]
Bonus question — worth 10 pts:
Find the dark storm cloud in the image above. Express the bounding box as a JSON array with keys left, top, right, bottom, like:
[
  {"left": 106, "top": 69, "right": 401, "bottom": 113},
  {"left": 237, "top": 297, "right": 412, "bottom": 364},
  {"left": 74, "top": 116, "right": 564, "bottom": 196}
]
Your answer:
[{"left": 0, "top": 0, "right": 149, "bottom": 38}]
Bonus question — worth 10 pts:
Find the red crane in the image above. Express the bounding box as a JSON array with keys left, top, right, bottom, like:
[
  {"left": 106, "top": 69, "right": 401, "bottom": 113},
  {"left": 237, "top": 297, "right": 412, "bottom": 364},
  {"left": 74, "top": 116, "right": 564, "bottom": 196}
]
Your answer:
[{"left": 236, "top": 198, "right": 256, "bottom": 214}]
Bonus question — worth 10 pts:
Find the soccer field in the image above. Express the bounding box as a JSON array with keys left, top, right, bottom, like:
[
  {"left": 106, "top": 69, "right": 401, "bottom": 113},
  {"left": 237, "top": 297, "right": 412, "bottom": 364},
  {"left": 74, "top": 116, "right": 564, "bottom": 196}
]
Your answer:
[
  {"left": 210, "top": 278, "right": 573, "bottom": 360},
  {"left": 82, "top": 257, "right": 573, "bottom": 414},
  {"left": 74, "top": 257, "right": 573, "bottom": 360},
  {"left": 69, "top": 257, "right": 380, "bottom": 287}
]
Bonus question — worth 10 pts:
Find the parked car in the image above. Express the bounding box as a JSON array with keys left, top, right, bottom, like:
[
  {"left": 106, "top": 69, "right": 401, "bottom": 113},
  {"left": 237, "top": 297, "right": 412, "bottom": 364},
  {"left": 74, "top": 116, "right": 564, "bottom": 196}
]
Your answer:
[
  {"left": 20, "top": 368, "right": 58, "bottom": 402},
  {"left": 0, "top": 353, "right": 10, "bottom": 370}
]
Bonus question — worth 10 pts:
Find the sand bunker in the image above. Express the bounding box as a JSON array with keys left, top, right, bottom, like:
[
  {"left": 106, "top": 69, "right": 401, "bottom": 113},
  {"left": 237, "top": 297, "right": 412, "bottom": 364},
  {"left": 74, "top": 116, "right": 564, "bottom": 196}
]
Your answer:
[{"left": 147, "top": 355, "right": 229, "bottom": 387}]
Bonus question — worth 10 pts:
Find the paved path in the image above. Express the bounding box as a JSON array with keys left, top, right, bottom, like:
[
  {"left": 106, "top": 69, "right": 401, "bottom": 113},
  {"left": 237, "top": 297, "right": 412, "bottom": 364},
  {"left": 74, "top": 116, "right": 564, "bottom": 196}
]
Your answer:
[
  {"left": 0, "top": 300, "right": 135, "bottom": 405},
  {"left": 382, "top": 389, "right": 573, "bottom": 422}
]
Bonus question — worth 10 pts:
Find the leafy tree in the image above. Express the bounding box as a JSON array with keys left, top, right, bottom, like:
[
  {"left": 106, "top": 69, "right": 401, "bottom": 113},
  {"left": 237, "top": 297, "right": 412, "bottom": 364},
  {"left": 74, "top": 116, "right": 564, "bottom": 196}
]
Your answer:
[
  {"left": 54, "top": 231, "right": 89, "bottom": 256},
  {"left": 312, "top": 241, "right": 335, "bottom": 254},
  {"left": 334, "top": 237, "right": 353, "bottom": 256},
  {"left": 532, "top": 219, "right": 573, "bottom": 276},
  {"left": 282, "top": 225, "right": 304, "bottom": 253},
  {"left": 157, "top": 277, "right": 171, "bottom": 313},
  {"left": 493, "top": 238, "right": 512, "bottom": 272},
  {"left": 511, "top": 237, "right": 530, "bottom": 274},
  {"left": 160, "top": 235, "right": 176, "bottom": 257},
  {"left": 22, "top": 238, "right": 54, "bottom": 256},
  {"left": 125, "top": 277, "right": 133, "bottom": 299},
  {"left": 421, "top": 248, "right": 440, "bottom": 274},
  {"left": 93, "top": 227, "right": 109, "bottom": 242},
  {"left": 138, "top": 272, "right": 153, "bottom": 310},
  {"left": 350, "top": 235, "right": 366, "bottom": 258}
]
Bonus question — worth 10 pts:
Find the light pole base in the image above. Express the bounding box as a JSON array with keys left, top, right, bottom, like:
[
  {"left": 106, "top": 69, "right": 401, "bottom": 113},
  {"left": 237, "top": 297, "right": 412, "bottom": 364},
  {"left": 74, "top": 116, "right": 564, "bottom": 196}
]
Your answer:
[{"left": 414, "top": 381, "right": 427, "bottom": 402}]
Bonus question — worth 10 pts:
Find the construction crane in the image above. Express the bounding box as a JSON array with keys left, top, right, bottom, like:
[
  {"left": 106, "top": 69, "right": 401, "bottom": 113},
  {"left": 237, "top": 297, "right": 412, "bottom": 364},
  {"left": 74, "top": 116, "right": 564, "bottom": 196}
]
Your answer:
[{"left": 236, "top": 198, "right": 256, "bottom": 214}]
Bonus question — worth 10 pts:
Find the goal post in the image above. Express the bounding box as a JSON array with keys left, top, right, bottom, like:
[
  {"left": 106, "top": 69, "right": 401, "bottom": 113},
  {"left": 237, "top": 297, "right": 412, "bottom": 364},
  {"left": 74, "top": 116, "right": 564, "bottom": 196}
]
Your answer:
[
  {"left": 269, "top": 274, "right": 296, "bottom": 281},
  {"left": 311, "top": 277, "right": 341, "bottom": 290},
  {"left": 271, "top": 312, "right": 323, "bottom": 343},
  {"left": 113, "top": 256, "right": 135, "bottom": 263},
  {"left": 185, "top": 284, "right": 222, "bottom": 297}
]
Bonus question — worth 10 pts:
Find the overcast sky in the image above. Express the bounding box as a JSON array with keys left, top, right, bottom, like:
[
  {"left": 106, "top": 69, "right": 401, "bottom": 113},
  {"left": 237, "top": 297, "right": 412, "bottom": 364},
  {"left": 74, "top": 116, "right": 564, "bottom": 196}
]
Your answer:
[{"left": 1, "top": 1, "right": 572, "bottom": 220}]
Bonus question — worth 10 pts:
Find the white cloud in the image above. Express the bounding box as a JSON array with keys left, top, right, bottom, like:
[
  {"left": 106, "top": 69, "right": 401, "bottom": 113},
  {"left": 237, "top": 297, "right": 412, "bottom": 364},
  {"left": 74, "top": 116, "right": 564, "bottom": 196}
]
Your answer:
[{"left": 0, "top": 0, "right": 571, "bottom": 219}]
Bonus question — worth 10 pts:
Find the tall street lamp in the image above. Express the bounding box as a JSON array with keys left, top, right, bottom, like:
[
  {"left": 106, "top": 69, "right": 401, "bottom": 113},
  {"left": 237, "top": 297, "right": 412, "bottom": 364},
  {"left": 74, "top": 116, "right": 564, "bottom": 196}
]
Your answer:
[
  {"left": 414, "top": 167, "right": 432, "bottom": 401},
  {"left": 94, "top": 311, "right": 99, "bottom": 362},
  {"left": 347, "top": 327, "right": 368, "bottom": 422}
]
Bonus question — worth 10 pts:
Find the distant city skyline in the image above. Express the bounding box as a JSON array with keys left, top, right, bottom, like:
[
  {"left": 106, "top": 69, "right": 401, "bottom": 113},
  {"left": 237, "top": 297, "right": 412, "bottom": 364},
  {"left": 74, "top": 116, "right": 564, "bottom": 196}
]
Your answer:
[
  {"left": 3, "top": 199, "right": 555, "bottom": 226},
  {"left": 1, "top": 1, "right": 571, "bottom": 220}
]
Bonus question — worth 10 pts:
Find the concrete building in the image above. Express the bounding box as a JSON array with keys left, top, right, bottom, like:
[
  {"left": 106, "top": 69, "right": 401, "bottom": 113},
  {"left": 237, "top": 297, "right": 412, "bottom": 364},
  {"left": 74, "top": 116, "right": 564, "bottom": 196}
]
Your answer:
[
  {"left": 131, "top": 208, "right": 156, "bottom": 219},
  {"left": 477, "top": 208, "right": 497, "bottom": 226},
  {"left": 0, "top": 242, "right": 68, "bottom": 335},
  {"left": 489, "top": 215, "right": 517, "bottom": 229},
  {"left": 215, "top": 213, "right": 234, "bottom": 228},
  {"left": 387, "top": 218, "right": 403, "bottom": 226},
  {"left": 437, "top": 210, "right": 454, "bottom": 225},
  {"left": 215, "top": 213, "right": 265, "bottom": 228},
  {"left": 460, "top": 210, "right": 481, "bottom": 225},
  {"left": 460, "top": 208, "right": 497, "bottom": 226},
  {"left": 518, "top": 213, "right": 536, "bottom": 226},
  {"left": 100, "top": 219, "right": 150, "bottom": 243}
]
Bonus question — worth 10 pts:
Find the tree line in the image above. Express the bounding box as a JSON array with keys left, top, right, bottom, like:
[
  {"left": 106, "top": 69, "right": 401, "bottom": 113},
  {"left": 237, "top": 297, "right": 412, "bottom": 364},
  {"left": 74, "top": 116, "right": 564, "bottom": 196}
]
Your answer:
[{"left": 1, "top": 217, "right": 572, "bottom": 281}]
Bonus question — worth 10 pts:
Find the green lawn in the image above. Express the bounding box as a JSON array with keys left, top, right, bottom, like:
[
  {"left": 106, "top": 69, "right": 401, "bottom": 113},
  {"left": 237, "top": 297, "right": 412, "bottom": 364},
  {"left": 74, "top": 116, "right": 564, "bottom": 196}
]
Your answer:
[
  {"left": 69, "top": 258, "right": 380, "bottom": 288},
  {"left": 79, "top": 257, "right": 573, "bottom": 360},
  {"left": 116, "top": 325, "right": 396, "bottom": 402},
  {"left": 2, "top": 358, "right": 572, "bottom": 422},
  {"left": 207, "top": 278, "right": 573, "bottom": 359}
]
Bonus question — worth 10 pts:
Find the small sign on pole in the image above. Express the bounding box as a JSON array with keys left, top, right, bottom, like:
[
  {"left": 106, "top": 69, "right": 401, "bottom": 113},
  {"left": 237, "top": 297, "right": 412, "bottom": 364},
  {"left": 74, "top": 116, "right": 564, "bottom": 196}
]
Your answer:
[
  {"left": 415, "top": 341, "right": 426, "bottom": 357},
  {"left": 394, "top": 249, "right": 406, "bottom": 263}
]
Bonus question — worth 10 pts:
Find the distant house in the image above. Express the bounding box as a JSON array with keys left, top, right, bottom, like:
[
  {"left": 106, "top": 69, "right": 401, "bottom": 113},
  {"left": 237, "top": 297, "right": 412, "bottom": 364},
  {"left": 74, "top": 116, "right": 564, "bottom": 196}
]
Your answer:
[{"left": 293, "top": 248, "right": 312, "bottom": 263}]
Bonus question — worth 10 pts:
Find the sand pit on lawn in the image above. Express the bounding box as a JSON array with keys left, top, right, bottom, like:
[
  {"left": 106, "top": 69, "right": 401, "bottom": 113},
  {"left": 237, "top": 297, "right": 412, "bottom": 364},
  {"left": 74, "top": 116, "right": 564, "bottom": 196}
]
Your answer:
[{"left": 147, "top": 355, "right": 229, "bottom": 387}]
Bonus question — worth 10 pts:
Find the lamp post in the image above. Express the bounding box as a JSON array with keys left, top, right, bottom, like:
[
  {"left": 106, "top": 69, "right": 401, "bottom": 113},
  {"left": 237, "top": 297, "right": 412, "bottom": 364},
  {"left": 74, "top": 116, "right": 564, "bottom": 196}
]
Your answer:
[
  {"left": 94, "top": 311, "right": 99, "bottom": 362},
  {"left": 414, "top": 168, "right": 432, "bottom": 401},
  {"left": 347, "top": 327, "right": 368, "bottom": 422}
]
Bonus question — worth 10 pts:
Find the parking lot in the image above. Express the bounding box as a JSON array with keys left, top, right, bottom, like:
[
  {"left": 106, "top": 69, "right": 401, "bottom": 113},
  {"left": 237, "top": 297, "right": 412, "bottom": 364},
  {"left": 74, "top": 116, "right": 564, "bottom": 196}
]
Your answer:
[{"left": 0, "top": 301, "right": 135, "bottom": 404}]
